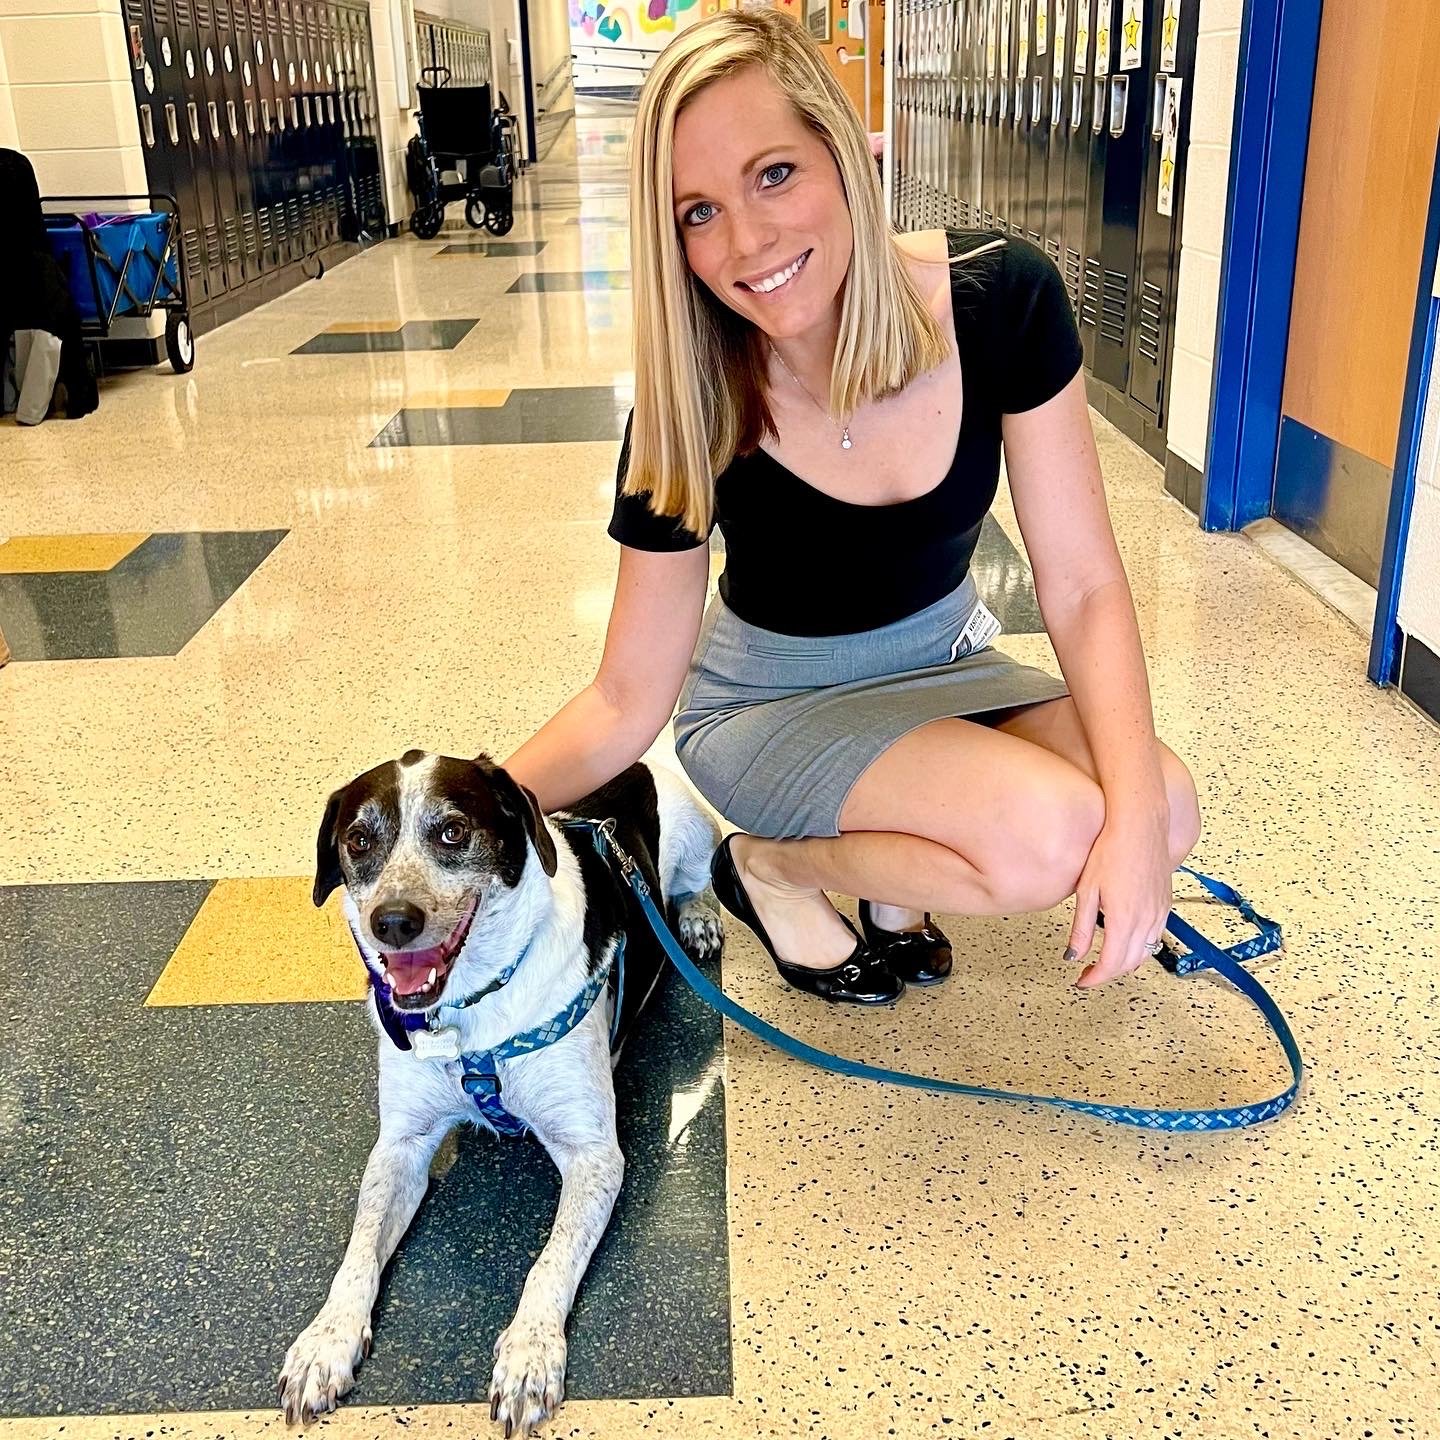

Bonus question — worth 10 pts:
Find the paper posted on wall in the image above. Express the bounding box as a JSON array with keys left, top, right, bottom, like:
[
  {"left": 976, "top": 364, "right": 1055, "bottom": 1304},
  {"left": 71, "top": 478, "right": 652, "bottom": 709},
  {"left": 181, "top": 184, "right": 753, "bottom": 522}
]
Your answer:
[{"left": 1158, "top": 76, "right": 1183, "bottom": 217}]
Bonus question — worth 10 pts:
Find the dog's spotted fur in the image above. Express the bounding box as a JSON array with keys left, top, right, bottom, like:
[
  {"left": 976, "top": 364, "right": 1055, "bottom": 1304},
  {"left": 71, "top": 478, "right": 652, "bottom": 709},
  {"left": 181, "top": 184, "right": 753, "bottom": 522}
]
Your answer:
[{"left": 279, "top": 756, "right": 722, "bottom": 1435}]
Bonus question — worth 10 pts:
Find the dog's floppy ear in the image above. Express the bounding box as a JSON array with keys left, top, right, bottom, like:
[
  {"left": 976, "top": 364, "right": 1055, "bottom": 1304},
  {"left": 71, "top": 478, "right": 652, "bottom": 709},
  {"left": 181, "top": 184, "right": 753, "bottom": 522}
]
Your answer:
[
  {"left": 313, "top": 787, "right": 346, "bottom": 907},
  {"left": 516, "top": 781, "right": 558, "bottom": 877},
  {"left": 483, "top": 760, "right": 558, "bottom": 878}
]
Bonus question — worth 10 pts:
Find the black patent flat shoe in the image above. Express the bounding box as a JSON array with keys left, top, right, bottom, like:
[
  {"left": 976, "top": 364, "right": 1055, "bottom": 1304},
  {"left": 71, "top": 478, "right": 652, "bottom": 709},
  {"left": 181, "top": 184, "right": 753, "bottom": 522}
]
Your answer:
[
  {"left": 857, "top": 900, "right": 954, "bottom": 986},
  {"left": 710, "top": 835, "right": 904, "bottom": 1006}
]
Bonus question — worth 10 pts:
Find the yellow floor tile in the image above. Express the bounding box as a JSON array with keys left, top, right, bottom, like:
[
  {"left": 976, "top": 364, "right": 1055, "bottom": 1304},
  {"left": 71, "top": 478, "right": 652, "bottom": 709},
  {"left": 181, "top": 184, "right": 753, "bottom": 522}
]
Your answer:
[
  {"left": 321, "top": 319, "right": 406, "bottom": 333},
  {"left": 401, "top": 387, "right": 511, "bottom": 408},
  {"left": 146, "top": 877, "right": 366, "bottom": 1006},
  {"left": 0, "top": 533, "right": 147, "bottom": 573}
]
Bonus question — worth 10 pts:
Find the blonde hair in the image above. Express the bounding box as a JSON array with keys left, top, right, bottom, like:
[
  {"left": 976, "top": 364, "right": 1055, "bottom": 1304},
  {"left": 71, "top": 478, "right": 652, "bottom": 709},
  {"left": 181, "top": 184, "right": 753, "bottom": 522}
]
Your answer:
[{"left": 624, "top": 7, "right": 950, "bottom": 536}]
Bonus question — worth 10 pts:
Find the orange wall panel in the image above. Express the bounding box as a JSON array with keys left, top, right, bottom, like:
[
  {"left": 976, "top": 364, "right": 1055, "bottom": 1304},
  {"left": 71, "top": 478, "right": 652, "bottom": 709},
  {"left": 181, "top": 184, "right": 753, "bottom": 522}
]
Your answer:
[{"left": 1282, "top": 0, "right": 1440, "bottom": 465}]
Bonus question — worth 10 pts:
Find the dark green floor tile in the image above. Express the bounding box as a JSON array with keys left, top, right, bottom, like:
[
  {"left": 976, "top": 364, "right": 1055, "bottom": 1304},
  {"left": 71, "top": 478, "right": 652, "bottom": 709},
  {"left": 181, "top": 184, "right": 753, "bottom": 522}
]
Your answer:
[{"left": 0, "top": 530, "right": 287, "bottom": 661}]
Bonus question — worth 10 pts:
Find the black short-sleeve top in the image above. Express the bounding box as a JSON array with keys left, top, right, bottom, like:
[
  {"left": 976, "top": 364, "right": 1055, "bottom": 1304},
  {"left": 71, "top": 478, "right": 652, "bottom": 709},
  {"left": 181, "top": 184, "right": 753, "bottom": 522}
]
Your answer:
[{"left": 606, "top": 232, "right": 1083, "bottom": 638}]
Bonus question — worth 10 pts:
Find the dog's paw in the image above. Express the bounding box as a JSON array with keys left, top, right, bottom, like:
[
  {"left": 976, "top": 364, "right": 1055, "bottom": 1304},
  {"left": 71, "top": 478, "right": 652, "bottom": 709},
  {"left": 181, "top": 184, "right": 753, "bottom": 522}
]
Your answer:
[
  {"left": 489, "top": 1316, "right": 567, "bottom": 1436},
  {"left": 677, "top": 896, "right": 725, "bottom": 959},
  {"left": 277, "top": 1309, "right": 372, "bottom": 1426}
]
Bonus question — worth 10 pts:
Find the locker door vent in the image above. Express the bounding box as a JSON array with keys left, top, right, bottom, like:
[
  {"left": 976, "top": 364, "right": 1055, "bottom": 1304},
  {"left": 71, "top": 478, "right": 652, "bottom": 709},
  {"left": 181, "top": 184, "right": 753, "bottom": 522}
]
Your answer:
[
  {"left": 223, "top": 214, "right": 241, "bottom": 266},
  {"left": 242, "top": 210, "right": 258, "bottom": 257},
  {"left": 1100, "top": 268, "right": 1129, "bottom": 344},
  {"left": 204, "top": 221, "right": 221, "bottom": 269},
  {"left": 1045, "top": 237, "right": 1061, "bottom": 265},
  {"left": 196, "top": 0, "right": 212, "bottom": 25},
  {"left": 259, "top": 206, "right": 273, "bottom": 250},
  {"left": 287, "top": 196, "right": 302, "bottom": 236},
  {"left": 184, "top": 227, "right": 204, "bottom": 279},
  {"left": 1028, "top": 230, "right": 1042, "bottom": 247},
  {"left": 1065, "top": 247, "right": 1082, "bottom": 310},
  {"left": 1137, "top": 281, "right": 1162, "bottom": 363},
  {"left": 1081, "top": 255, "right": 1102, "bottom": 328},
  {"left": 175, "top": 0, "right": 194, "bottom": 27}
]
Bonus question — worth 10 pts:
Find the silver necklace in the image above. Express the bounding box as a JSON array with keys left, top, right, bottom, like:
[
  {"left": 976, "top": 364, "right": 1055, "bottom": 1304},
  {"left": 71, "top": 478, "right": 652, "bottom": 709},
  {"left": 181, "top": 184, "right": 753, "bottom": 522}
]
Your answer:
[{"left": 769, "top": 342, "right": 853, "bottom": 450}]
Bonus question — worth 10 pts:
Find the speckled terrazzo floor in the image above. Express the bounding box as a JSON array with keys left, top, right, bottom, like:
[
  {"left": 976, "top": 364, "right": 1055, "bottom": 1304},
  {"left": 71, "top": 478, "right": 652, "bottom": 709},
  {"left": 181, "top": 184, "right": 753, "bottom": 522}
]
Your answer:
[{"left": 1, "top": 101, "right": 1438, "bottom": 1440}]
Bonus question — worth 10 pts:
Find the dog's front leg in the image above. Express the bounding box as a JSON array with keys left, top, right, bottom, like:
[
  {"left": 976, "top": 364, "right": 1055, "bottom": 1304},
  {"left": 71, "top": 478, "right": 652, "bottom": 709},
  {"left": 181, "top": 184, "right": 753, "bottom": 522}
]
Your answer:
[
  {"left": 489, "top": 1133, "right": 624, "bottom": 1437},
  {"left": 279, "top": 1122, "right": 447, "bottom": 1425}
]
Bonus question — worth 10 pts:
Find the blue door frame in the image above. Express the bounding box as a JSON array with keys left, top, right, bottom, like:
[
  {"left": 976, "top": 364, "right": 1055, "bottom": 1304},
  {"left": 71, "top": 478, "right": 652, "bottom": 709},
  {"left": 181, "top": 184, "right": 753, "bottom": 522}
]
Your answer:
[
  {"left": 1369, "top": 135, "right": 1440, "bottom": 685},
  {"left": 1204, "top": 0, "right": 1439, "bottom": 686},
  {"left": 1202, "top": 0, "right": 1323, "bottom": 535}
]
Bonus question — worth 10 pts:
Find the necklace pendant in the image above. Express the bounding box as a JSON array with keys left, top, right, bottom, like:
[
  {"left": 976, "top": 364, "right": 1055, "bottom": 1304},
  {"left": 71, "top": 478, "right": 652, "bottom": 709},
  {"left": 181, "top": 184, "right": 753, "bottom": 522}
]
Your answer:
[{"left": 841, "top": 429, "right": 853, "bottom": 450}]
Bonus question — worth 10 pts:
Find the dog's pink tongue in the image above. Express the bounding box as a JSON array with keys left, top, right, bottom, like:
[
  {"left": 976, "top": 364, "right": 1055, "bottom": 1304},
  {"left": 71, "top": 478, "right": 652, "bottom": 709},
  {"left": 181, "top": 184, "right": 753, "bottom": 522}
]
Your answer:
[{"left": 385, "top": 943, "right": 445, "bottom": 996}]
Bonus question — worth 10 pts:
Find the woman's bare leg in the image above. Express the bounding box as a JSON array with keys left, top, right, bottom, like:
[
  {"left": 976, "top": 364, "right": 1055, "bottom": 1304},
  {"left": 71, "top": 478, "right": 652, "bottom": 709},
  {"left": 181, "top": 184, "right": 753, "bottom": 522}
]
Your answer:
[{"left": 731, "top": 700, "right": 1200, "bottom": 970}]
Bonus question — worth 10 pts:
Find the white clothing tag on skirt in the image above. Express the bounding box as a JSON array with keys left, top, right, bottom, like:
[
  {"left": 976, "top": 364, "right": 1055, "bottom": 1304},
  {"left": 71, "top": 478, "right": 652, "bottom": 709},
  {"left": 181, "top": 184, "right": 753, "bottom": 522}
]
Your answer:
[{"left": 949, "top": 597, "right": 1003, "bottom": 660}]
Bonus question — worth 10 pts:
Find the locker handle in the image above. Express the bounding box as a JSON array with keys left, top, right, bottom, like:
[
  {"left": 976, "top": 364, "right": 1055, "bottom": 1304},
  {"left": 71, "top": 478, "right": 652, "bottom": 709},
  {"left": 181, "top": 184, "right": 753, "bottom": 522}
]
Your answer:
[
  {"left": 1109, "top": 74, "right": 1129, "bottom": 137},
  {"left": 165, "top": 102, "right": 178, "bottom": 146},
  {"left": 1091, "top": 77, "right": 1104, "bottom": 133},
  {"left": 140, "top": 104, "right": 155, "bottom": 148},
  {"left": 1032, "top": 75, "right": 1044, "bottom": 125},
  {"left": 1152, "top": 73, "right": 1166, "bottom": 140},
  {"left": 188, "top": 101, "right": 200, "bottom": 143},
  {"left": 1071, "top": 76, "right": 1084, "bottom": 130}
]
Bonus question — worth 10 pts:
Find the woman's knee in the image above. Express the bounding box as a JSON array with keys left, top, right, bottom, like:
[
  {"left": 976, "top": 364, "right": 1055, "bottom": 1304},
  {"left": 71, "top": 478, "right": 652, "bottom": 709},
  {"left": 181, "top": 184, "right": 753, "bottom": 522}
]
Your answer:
[
  {"left": 966, "top": 779, "right": 1105, "bottom": 913},
  {"left": 1164, "top": 750, "right": 1202, "bottom": 864}
]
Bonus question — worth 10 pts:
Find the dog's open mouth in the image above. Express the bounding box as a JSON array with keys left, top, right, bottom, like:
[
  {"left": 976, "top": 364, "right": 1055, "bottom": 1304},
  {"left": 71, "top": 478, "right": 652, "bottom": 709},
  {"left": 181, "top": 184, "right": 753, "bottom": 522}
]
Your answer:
[{"left": 380, "top": 896, "right": 479, "bottom": 1008}]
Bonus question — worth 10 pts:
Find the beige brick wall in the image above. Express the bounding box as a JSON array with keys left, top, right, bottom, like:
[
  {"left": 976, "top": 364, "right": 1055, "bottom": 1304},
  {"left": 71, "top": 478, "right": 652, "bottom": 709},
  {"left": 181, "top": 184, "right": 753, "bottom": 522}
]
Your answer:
[
  {"left": 0, "top": 0, "right": 147, "bottom": 196},
  {"left": 1166, "top": 0, "right": 1242, "bottom": 475}
]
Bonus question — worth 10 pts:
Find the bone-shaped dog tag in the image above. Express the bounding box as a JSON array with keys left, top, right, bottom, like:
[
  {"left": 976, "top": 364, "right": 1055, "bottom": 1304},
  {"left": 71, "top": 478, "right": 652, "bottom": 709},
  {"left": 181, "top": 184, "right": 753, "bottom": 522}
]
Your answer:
[{"left": 412, "top": 1026, "right": 462, "bottom": 1062}]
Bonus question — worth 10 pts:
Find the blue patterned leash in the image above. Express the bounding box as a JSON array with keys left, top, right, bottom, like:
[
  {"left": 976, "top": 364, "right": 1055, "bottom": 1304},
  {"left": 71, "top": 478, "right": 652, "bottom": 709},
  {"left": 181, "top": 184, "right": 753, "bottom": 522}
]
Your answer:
[{"left": 565, "top": 819, "right": 1303, "bottom": 1133}]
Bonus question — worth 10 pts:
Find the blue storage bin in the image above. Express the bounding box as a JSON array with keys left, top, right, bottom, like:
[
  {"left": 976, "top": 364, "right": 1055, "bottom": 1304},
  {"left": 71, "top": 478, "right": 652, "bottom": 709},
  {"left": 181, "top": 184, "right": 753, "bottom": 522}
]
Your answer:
[{"left": 46, "top": 212, "right": 179, "bottom": 324}]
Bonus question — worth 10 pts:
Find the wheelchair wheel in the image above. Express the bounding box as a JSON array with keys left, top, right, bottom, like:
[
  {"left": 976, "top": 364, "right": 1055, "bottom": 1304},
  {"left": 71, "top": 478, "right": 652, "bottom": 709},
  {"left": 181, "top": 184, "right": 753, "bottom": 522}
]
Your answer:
[
  {"left": 410, "top": 204, "right": 444, "bottom": 240},
  {"left": 464, "top": 195, "right": 487, "bottom": 229},
  {"left": 483, "top": 208, "right": 514, "bottom": 237}
]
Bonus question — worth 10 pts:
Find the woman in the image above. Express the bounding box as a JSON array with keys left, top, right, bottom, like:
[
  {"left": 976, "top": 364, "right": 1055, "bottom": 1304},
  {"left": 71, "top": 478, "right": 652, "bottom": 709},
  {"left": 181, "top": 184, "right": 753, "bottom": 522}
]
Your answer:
[{"left": 505, "top": 10, "right": 1201, "bottom": 1005}]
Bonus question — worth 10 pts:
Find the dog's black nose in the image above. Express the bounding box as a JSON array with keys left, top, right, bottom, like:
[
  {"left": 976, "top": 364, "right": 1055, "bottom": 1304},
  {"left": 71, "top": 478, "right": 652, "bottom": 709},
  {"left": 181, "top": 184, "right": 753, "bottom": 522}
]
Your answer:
[{"left": 371, "top": 902, "right": 426, "bottom": 947}]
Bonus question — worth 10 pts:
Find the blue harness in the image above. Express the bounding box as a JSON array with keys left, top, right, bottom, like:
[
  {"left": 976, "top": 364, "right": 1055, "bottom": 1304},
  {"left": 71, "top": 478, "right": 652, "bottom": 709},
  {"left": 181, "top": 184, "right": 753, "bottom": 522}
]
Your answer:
[
  {"left": 360, "top": 820, "right": 1301, "bottom": 1135},
  {"left": 359, "top": 925, "right": 625, "bottom": 1137}
]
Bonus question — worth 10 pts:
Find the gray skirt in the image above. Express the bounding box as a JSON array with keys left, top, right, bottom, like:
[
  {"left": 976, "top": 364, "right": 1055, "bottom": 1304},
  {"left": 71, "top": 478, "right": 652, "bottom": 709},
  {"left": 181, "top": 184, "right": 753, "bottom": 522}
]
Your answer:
[{"left": 673, "top": 573, "right": 1069, "bottom": 840}]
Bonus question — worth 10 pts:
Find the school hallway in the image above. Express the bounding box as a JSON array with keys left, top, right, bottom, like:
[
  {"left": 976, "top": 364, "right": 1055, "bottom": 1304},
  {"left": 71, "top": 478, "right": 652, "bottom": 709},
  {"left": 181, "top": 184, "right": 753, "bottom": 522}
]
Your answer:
[{"left": 2, "top": 41, "right": 1439, "bottom": 1440}]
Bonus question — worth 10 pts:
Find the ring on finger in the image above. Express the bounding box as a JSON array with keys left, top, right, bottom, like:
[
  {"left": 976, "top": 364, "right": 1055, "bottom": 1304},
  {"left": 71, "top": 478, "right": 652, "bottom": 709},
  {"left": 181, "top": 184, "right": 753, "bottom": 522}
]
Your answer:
[{"left": 1144, "top": 938, "right": 1164, "bottom": 956}]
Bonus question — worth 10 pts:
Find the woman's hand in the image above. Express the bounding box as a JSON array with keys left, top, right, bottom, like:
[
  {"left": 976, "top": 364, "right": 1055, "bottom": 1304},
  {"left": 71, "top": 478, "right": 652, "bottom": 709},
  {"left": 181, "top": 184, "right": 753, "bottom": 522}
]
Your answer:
[{"left": 1066, "top": 808, "right": 1174, "bottom": 988}]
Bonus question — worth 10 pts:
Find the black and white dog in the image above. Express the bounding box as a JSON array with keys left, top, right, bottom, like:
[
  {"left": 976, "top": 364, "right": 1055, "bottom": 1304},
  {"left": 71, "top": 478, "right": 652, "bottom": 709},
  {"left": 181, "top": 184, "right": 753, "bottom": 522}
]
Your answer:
[{"left": 279, "top": 752, "right": 723, "bottom": 1434}]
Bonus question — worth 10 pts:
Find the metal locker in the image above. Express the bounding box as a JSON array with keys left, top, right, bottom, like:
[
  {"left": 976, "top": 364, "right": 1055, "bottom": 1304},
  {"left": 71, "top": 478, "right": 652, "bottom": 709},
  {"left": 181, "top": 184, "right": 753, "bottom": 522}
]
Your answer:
[
  {"left": 1023, "top": 0, "right": 1047, "bottom": 248},
  {"left": 1007, "top": 0, "right": 1028, "bottom": 241},
  {"left": 944, "top": 0, "right": 962, "bottom": 230},
  {"left": 1127, "top": 0, "right": 1196, "bottom": 420},
  {"left": 315, "top": 2, "right": 339, "bottom": 246},
  {"left": 196, "top": 0, "right": 247, "bottom": 290},
  {"left": 1090, "top": 0, "right": 1150, "bottom": 393},
  {"left": 123, "top": 0, "right": 182, "bottom": 237},
  {"left": 226, "top": 0, "right": 263, "bottom": 278},
  {"left": 1060, "top": 0, "right": 1092, "bottom": 313},
  {"left": 1079, "top": 0, "right": 1109, "bottom": 368},
  {"left": 981, "top": 0, "right": 998, "bottom": 229},
  {"left": 994, "top": 0, "right": 1012, "bottom": 233},
  {"left": 171, "top": 0, "right": 230, "bottom": 301},
  {"left": 257, "top": 0, "right": 286, "bottom": 263},
  {"left": 1043, "top": 0, "right": 1071, "bottom": 268}
]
